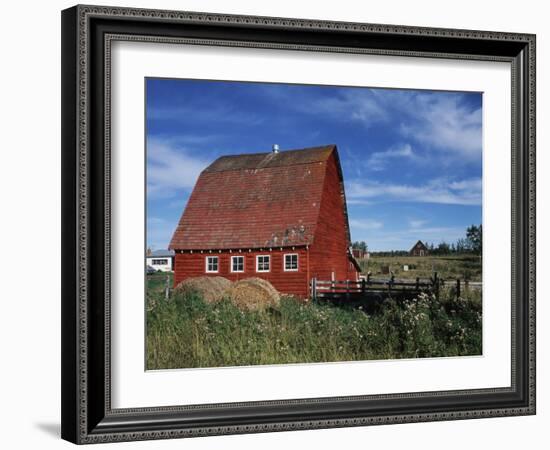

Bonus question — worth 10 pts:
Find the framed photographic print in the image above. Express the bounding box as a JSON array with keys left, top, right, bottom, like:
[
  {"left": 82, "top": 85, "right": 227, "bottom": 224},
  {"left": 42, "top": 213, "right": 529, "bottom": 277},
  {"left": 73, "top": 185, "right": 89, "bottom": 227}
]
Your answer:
[{"left": 61, "top": 4, "right": 536, "bottom": 444}]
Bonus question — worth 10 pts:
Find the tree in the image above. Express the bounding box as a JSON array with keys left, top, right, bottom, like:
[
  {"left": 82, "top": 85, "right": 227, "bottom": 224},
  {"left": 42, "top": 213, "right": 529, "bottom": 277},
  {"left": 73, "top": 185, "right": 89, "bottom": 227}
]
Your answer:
[
  {"left": 456, "top": 238, "right": 469, "bottom": 253},
  {"left": 466, "top": 224, "right": 482, "bottom": 254}
]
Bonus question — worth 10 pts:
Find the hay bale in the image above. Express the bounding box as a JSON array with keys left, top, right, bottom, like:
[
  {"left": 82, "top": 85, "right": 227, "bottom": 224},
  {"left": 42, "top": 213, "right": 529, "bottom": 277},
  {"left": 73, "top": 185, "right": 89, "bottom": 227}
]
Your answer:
[
  {"left": 175, "top": 276, "right": 231, "bottom": 304},
  {"left": 226, "top": 277, "right": 280, "bottom": 311}
]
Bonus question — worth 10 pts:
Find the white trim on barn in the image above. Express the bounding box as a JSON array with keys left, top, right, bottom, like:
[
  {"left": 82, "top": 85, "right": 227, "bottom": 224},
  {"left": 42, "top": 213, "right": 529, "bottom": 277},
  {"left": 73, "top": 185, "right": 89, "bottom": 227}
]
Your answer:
[
  {"left": 230, "top": 255, "right": 244, "bottom": 273},
  {"left": 256, "top": 255, "right": 270, "bottom": 272},
  {"left": 283, "top": 253, "right": 299, "bottom": 271},
  {"left": 205, "top": 256, "right": 219, "bottom": 273}
]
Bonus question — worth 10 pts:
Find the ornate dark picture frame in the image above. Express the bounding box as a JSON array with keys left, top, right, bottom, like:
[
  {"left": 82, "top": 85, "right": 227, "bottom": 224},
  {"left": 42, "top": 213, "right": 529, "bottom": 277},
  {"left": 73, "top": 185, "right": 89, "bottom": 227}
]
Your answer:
[{"left": 61, "top": 4, "right": 536, "bottom": 444}]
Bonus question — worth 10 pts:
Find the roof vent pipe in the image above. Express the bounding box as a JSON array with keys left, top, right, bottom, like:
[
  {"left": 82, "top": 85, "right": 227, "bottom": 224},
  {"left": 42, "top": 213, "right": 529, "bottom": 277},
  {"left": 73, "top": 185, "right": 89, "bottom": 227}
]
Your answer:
[{"left": 272, "top": 144, "right": 280, "bottom": 153}]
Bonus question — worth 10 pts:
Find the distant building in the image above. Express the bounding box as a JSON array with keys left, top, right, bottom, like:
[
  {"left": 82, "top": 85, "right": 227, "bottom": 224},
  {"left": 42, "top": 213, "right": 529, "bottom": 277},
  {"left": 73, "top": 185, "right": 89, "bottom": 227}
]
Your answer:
[
  {"left": 410, "top": 240, "right": 429, "bottom": 257},
  {"left": 146, "top": 249, "right": 175, "bottom": 272},
  {"left": 352, "top": 248, "right": 369, "bottom": 260}
]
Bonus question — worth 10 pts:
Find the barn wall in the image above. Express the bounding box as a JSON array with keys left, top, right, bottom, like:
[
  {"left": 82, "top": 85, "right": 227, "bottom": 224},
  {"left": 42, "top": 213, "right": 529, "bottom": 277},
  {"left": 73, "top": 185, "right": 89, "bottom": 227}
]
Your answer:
[
  {"left": 309, "top": 154, "right": 359, "bottom": 282},
  {"left": 173, "top": 247, "right": 310, "bottom": 298}
]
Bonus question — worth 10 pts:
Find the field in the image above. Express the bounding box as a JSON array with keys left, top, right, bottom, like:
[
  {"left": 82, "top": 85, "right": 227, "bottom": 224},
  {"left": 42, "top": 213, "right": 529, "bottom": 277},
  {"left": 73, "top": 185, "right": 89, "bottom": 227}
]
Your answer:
[
  {"left": 360, "top": 254, "right": 482, "bottom": 282},
  {"left": 146, "top": 271, "right": 482, "bottom": 370}
]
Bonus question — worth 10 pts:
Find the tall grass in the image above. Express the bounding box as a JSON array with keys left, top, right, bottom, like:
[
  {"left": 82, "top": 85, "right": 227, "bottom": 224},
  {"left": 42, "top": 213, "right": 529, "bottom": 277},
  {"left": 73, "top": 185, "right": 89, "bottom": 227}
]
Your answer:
[{"left": 146, "top": 287, "right": 482, "bottom": 370}]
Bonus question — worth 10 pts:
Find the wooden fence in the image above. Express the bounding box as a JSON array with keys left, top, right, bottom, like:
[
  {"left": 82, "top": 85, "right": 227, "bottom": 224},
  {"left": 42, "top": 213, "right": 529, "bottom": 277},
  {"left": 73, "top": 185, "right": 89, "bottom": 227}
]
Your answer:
[{"left": 311, "top": 273, "right": 481, "bottom": 302}]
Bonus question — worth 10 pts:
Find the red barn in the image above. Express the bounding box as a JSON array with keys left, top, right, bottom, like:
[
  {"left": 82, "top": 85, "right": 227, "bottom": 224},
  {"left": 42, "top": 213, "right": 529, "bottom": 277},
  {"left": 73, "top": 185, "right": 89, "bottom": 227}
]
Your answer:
[{"left": 169, "top": 144, "right": 361, "bottom": 299}]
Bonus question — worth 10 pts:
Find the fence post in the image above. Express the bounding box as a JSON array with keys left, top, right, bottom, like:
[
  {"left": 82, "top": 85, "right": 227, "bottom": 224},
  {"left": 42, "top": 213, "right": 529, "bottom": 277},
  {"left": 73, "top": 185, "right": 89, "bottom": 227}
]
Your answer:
[
  {"left": 433, "top": 272, "right": 439, "bottom": 301},
  {"left": 346, "top": 279, "right": 350, "bottom": 301},
  {"left": 311, "top": 278, "right": 317, "bottom": 302},
  {"left": 456, "top": 278, "right": 461, "bottom": 299},
  {"left": 164, "top": 274, "right": 170, "bottom": 300},
  {"left": 416, "top": 277, "right": 420, "bottom": 291},
  {"left": 361, "top": 277, "right": 366, "bottom": 294}
]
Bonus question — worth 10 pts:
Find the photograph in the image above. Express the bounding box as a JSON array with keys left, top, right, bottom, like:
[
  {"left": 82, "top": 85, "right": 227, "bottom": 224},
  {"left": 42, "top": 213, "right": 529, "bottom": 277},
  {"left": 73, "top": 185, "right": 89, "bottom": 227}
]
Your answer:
[
  {"left": 56, "top": 2, "right": 536, "bottom": 445},
  {"left": 145, "top": 78, "right": 483, "bottom": 370}
]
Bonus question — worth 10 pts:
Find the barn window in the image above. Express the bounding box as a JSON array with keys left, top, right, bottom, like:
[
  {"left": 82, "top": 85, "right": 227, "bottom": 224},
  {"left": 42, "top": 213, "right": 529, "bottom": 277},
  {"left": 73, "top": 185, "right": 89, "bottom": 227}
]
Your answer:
[
  {"left": 206, "top": 256, "right": 219, "bottom": 273},
  {"left": 231, "top": 256, "right": 244, "bottom": 272},
  {"left": 151, "top": 259, "right": 168, "bottom": 265},
  {"left": 284, "top": 254, "right": 298, "bottom": 271},
  {"left": 256, "top": 255, "right": 270, "bottom": 272}
]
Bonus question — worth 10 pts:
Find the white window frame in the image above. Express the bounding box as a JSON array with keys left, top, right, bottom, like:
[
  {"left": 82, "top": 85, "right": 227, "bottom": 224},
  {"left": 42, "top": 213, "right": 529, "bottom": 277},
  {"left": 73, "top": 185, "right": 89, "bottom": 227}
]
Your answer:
[
  {"left": 231, "top": 255, "right": 244, "bottom": 273},
  {"left": 284, "top": 253, "right": 299, "bottom": 272},
  {"left": 256, "top": 255, "right": 270, "bottom": 273},
  {"left": 151, "top": 258, "right": 168, "bottom": 266},
  {"left": 205, "top": 256, "right": 219, "bottom": 273}
]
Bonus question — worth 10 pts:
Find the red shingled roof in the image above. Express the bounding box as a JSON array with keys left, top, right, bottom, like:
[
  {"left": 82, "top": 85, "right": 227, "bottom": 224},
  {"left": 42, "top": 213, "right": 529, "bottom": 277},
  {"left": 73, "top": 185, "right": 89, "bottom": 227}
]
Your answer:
[{"left": 169, "top": 145, "right": 349, "bottom": 250}]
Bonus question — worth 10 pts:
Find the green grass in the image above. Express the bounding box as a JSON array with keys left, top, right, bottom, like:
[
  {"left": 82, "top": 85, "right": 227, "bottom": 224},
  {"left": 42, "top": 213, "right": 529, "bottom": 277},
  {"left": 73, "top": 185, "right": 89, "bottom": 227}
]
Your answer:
[
  {"left": 146, "top": 278, "right": 482, "bottom": 370},
  {"left": 361, "top": 254, "right": 482, "bottom": 281}
]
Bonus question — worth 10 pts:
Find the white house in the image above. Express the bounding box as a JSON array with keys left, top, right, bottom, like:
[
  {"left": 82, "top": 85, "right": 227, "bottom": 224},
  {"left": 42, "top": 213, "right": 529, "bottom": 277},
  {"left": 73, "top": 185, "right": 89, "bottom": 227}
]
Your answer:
[{"left": 146, "top": 249, "right": 175, "bottom": 272}]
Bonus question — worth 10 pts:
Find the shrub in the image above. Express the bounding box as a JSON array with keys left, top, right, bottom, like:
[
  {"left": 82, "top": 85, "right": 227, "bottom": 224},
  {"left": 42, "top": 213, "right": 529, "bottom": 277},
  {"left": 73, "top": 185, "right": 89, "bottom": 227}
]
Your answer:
[{"left": 146, "top": 284, "right": 482, "bottom": 369}]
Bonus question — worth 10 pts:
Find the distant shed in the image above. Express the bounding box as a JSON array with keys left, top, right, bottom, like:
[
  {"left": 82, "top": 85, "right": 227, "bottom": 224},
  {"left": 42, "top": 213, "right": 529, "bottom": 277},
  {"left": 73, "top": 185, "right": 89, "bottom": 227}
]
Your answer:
[
  {"left": 352, "top": 248, "right": 369, "bottom": 260},
  {"left": 409, "top": 240, "right": 429, "bottom": 257}
]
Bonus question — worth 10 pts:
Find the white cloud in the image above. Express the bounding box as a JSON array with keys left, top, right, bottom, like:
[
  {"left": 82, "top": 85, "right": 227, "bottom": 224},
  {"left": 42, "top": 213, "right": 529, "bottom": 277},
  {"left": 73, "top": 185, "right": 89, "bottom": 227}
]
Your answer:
[
  {"left": 346, "top": 177, "right": 482, "bottom": 206},
  {"left": 399, "top": 94, "right": 482, "bottom": 160},
  {"left": 147, "top": 137, "right": 210, "bottom": 198},
  {"left": 292, "top": 89, "right": 481, "bottom": 163},
  {"left": 315, "top": 90, "right": 388, "bottom": 124},
  {"left": 348, "top": 219, "right": 383, "bottom": 230},
  {"left": 366, "top": 143, "right": 415, "bottom": 171},
  {"left": 259, "top": 86, "right": 387, "bottom": 126},
  {"left": 346, "top": 199, "right": 372, "bottom": 206},
  {"left": 408, "top": 219, "right": 427, "bottom": 229}
]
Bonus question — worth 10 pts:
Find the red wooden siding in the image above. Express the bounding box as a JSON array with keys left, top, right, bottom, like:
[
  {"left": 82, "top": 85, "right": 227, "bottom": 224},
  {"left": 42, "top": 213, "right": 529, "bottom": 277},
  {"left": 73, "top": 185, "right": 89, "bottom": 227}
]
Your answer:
[
  {"left": 308, "top": 153, "right": 360, "bottom": 282},
  {"left": 174, "top": 247, "right": 310, "bottom": 298}
]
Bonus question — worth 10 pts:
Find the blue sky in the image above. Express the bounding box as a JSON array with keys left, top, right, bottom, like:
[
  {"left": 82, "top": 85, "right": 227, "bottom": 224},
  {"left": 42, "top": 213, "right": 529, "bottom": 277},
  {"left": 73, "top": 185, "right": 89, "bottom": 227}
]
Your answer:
[{"left": 146, "top": 78, "right": 482, "bottom": 252}]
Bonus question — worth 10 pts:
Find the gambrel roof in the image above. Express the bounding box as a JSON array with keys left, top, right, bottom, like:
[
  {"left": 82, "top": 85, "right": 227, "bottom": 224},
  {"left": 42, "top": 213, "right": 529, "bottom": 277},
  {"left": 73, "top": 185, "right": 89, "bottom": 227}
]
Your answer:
[{"left": 169, "top": 145, "right": 351, "bottom": 250}]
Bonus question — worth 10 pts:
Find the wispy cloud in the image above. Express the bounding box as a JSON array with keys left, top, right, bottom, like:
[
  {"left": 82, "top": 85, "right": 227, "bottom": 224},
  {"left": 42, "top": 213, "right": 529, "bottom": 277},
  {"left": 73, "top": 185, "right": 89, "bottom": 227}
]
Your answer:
[
  {"left": 348, "top": 219, "right": 383, "bottom": 230},
  {"left": 363, "top": 90, "right": 482, "bottom": 157},
  {"left": 147, "top": 137, "right": 210, "bottom": 198},
  {"left": 408, "top": 219, "right": 427, "bottom": 229},
  {"left": 366, "top": 143, "right": 415, "bottom": 171},
  {"left": 346, "top": 199, "right": 373, "bottom": 206},
  {"left": 277, "top": 88, "right": 481, "bottom": 163},
  {"left": 313, "top": 90, "right": 388, "bottom": 125},
  {"left": 399, "top": 94, "right": 482, "bottom": 161},
  {"left": 148, "top": 105, "right": 264, "bottom": 126},
  {"left": 346, "top": 177, "right": 481, "bottom": 206}
]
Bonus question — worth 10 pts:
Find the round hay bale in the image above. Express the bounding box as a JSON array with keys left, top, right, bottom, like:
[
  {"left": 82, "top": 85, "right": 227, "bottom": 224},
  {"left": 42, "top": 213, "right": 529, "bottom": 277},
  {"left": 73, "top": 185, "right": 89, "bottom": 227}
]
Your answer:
[
  {"left": 226, "top": 277, "right": 280, "bottom": 311},
  {"left": 175, "top": 276, "right": 231, "bottom": 304}
]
